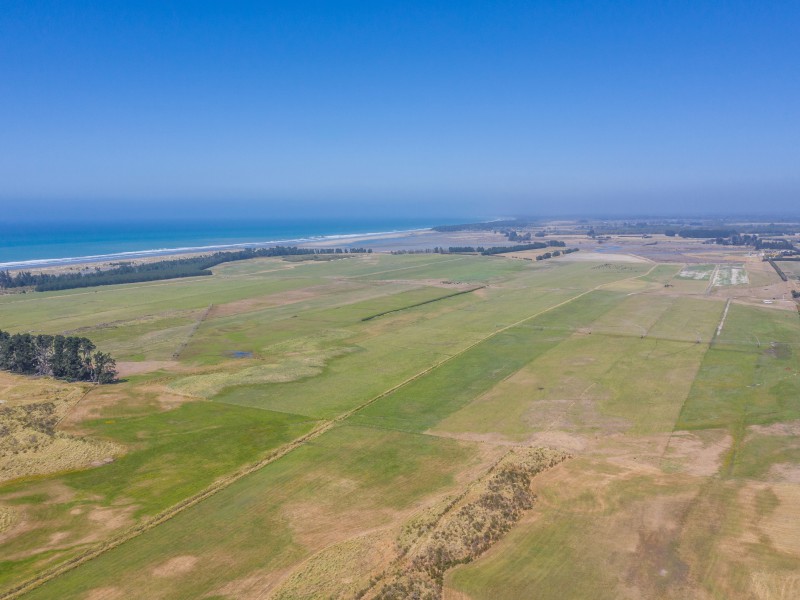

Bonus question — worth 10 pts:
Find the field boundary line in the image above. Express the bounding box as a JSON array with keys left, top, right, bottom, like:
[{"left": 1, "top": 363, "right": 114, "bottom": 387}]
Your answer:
[
  {"left": 53, "top": 385, "right": 96, "bottom": 429},
  {"left": 0, "top": 264, "right": 655, "bottom": 600},
  {"left": 172, "top": 304, "right": 212, "bottom": 359},
  {"left": 360, "top": 285, "right": 486, "bottom": 321},
  {"left": 705, "top": 264, "right": 720, "bottom": 295},
  {"left": 714, "top": 298, "right": 732, "bottom": 340},
  {"left": 658, "top": 297, "right": 729, "bottom": 469}
]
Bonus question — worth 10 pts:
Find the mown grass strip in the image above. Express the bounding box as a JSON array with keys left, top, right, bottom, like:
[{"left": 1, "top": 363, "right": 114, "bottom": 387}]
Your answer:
[{"left": 361, "top": 286, "right": 486, "bottom": 321}]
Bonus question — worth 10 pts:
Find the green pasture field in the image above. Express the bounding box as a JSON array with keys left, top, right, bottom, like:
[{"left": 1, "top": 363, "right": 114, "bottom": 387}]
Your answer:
[
  {"left": 23, "top": 425, "right": 487, "bottom": 599},
  {"left": 0, "top": 394, "right": 316, "bottom": 589},
  {"left": 1, "top": 251, "right": 798, "bottom": 600},
  {"left": 434, "top": 295, "right": 722, "bottom": 442},
  {"left": 640, "top": 263, "right": 682, "bottom": 282},
  {"left": 446, "top": 302, "right": 800, "bottom": 600}
]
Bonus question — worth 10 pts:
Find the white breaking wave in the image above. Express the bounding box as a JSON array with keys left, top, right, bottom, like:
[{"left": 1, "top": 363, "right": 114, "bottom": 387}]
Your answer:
[{"left": 0, "top": 227, "right": 430, "bottom": 270}]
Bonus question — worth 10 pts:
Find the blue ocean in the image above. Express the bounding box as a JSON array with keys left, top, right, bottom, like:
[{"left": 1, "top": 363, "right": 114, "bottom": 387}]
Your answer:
[{"left": 0, "top": 217, "right": 470, "bottom": 268}]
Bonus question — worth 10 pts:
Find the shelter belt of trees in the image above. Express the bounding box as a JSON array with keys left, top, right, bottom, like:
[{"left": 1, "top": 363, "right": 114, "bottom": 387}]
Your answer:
[
  {"left": 0, "top": 246, "right": 372, "bottom": 292},
  {"left": 0, "top": 330, "right": 117, "bottom": 383}
]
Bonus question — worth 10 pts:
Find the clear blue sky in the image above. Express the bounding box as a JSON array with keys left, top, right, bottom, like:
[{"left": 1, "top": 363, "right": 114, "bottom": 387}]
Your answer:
[{"left": 1, "top": 1, "right": 798, "bottom": 219}]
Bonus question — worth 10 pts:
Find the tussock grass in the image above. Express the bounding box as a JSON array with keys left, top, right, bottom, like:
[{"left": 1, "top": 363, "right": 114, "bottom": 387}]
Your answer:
[
  {"left": 0, "top": 374, "right": 120, "bottom": 483},
  {"left": 272, "top": 531, "right": 394, "bottom": 600},
  {"left": 0, "top": 505, "right": 16, "bottom": 534},
  {"left": 0, "top": 435, "right": 121, "bottom": 483}
]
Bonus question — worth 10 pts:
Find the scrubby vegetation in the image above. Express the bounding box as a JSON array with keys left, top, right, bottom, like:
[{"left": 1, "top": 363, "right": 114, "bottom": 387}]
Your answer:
[
  {"left": 0, "top": 505, "right": 16, "bottom": 534},
  {"left": 0, "top": 330, "right": 116, "bottom": 383},
  {"left": 0, "top": 400, "right": 121, "bottom": 483},
  {"left": 0, "top": 374, "right": 122, "bottom": 484},
  {"left": 366, "top": 448, "right": 570, "bottom": 600}
]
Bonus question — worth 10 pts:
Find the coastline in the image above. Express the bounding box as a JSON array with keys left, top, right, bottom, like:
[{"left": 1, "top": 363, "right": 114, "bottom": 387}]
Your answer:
[{"left": 0, "top": 227, "right": 436, "bottom": 271}]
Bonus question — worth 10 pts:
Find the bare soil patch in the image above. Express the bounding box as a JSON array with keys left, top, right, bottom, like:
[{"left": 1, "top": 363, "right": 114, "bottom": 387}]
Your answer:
[
  {"left": 525, "top": 430, "right": 591, "bottom": 453},
  {"left": 213, "top": 567, "right": 295, "bottom": 600},
  {"left": 766, "top": 463, "right": 800, "bottom": 484},
  {"left": 60, "top": 384, "right": 194, "bottom": 433},
  {"left": 756, "top": 484, "right": 800, "bottom": 555},
  {"left": 151, "top": 555, "right": 199, "bottom": 578},
  {"left": 85, "top": 587, "right": 125, "bottom": 600},
  {"left": 623, "top": 494, "right": 698, "bottom": 599},
  {"left": 748, "top": 421, "right": 800, "bottom": 437},
  {"left": 663, "top": 430, "right": 732, "bottom": 477},
  {"left": 208, "top": 283, "right": 347, "bottom": 318},
  {"left": 115, "top": 360, "right": 177, "bottom": 377},
  {"left": 282, "top": 495, "right": 388, "bottom": 551},
  {"left": 0, "top": 481, "right": 75, "bottom": 548},
  {"left": 87, "top": 505, "right": 136, "bottom": 532}
]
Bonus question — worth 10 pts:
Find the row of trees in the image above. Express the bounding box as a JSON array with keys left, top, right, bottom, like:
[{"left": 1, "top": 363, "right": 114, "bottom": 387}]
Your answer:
[
  {"left": 447, "top": 246, "right": 485, "bottom": 253},
  {"left": 755, "top": 238, "right": 795, "bottom": 250},
  {"left": 711, "top": 234, "right": 795, "bottom": 250},
  {"left": 444, "top": 241, "right": 568, "bottom": 255},
  {"left": 389, "top": 248, "right": 446, "bottom": 255},
  {"left": 391, "top": 242, "right": 569, "bottom": 255},
  {"left": 504, "top": 230, "right": 533, "bottom": 242},
  {"left": 482, "top": 241, "right": 565, "bottom": 255},
  {"left": 665, "top": 229, "right": 798, "bottom": 252},
  {"left": 0, "top": 330, "right": 117, "bottom": 383},
  {"left": 536, "top": 248, "right": 579, "bottom": 261},
  {"left": 0, "top": 246, "right": 372, "bottom": 292}
]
